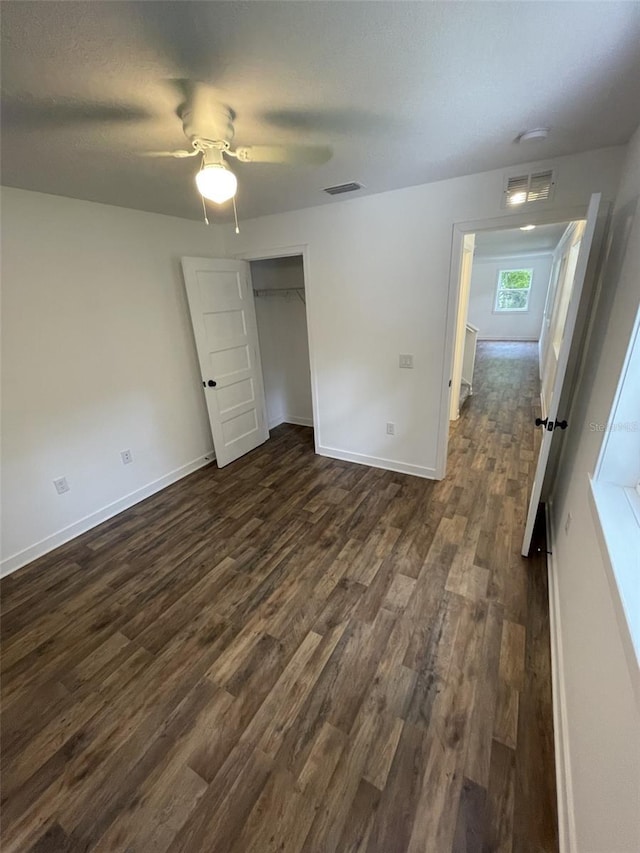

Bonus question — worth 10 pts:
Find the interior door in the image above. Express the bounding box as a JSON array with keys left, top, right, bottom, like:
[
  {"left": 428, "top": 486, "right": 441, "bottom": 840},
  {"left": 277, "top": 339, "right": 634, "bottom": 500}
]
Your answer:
[
  {"left": 182, "top": 257, "right": 269, "bottom": 468},
  {"left": 538, "top": 251, "right": 564, "bottom": 414},
  {"left": 522, "top": 193, "right": 602, "bottom": 555},
  {"left": 539, "top": 224, "right": 583, "bottom": 415}
]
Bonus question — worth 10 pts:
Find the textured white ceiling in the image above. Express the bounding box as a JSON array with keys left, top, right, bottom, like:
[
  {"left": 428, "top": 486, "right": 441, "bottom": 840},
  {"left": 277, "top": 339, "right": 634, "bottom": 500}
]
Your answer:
[
  {"left": 474, "top": 222, "right": 570, "bottom": 257},
  {"left": 2, "top": 1, "right": 639, "bottom": 222}
]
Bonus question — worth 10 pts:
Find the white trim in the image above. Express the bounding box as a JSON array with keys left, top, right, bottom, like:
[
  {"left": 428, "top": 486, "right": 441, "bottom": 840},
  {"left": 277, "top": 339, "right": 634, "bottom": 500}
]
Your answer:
[
  {"left": 234, "top": 244, "right": 321, "bottom": 454},
  {"left": 0, "top": 453, "right": 214, "bottom": 578},
  {"left": 436, "top": 204, "right": 588, "bottom": 480},
  {"left": 545, "top": 203, "right": 610, "bottom": 499},
  {"left": 317, "top": 445, "right": 436, "bottom": 480},
  {"left": 477, "top": 335, "right": 539, "bottom": 342},
  {"left": 593, "top": 309, "right": 640, "bottom": 482},
  {"left": 545, "top": 501, "right": 577, "bottom": 853},
  {"left": 269, "top": 415, "right": 314, "bottom": 430},
  {"left": 540, "top": 392, "right": 547, "bottom": 420},
  {"left": 235, "top": 244, "right": 306, "bottom": 262},
  {"left": 284, "top": 415, "right": 314, "bottom": 428},
  {"left": 474, "top": 250, "right": 555, "bottom": 262},
  {"left": 539, "top": 339, "right": 544, "bottom": 380},
  {"left": 588, "top": 480, "right": 640, "bottom": 704}
]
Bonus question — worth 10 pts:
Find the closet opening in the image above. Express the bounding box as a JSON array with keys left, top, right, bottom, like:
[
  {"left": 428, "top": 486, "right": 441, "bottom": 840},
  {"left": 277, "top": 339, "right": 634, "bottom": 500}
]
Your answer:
[{"left": 249, "top": 254, "right": 315, "bottom": 437}]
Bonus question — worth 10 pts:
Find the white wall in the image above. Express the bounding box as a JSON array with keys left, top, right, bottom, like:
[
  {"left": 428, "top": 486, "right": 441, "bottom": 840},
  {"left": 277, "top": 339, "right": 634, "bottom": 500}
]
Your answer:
[
  {"left": 548, "top": 128, "right": 640, "bottom": 851},
  {"left": 0, "top": 146, "right": 626, "bottom": 571},
  {"left": 1, "top": 188, "right": 224, "bottom": 574},
  {"left": 467, "top": 252, "right": 553, "bottom": 340},
  {"left": 221, "top": 147, "right": 624, "bottom": 478},
  {"left": 250, "top": 257, "right": 313, "bottom": 430}
]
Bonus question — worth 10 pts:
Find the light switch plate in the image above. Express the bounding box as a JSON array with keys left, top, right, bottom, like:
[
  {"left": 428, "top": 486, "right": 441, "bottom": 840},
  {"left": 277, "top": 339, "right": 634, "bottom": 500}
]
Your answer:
[{"left": 399, "top": 354, "right": 414, "bottom": 369}]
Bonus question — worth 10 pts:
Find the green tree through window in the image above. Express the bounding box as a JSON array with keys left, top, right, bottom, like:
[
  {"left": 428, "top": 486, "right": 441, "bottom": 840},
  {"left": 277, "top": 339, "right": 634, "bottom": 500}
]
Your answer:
[{"left": 495, "top": 268, "right": 533, "bottom": 312}]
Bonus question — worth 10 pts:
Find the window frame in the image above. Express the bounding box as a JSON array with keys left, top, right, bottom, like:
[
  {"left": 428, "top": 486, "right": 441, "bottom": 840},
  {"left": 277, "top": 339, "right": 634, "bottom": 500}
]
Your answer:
[
  {"left": 589, "top": 304, "right": 640, "bottom": 668},
  {"left": 493, "top": 267, "right": 534, "bottom": 314}
]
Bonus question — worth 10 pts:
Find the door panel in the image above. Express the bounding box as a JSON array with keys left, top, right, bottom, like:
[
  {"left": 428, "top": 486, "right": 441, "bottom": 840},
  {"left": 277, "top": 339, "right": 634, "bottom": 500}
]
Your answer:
[
  {"left": 182, "top": 257, "right": 269, "bottom": 468},
  {"left": 522, "top": 193, "right": 602, "bottom": 555},
  {"left": 541, "top": 231, "right": 575, "bottom": 413}
]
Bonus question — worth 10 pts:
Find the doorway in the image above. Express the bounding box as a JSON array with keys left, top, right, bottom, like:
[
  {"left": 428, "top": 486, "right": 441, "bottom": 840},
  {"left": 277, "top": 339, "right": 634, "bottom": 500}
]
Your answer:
[
  {"left": 181, "top": 250, "right": 317, "bottom": 469},
  {"left": 450, "top": 222, "right": 578, "bottom": 420},
  {"left": 439, "top": 195, "right": 604, "bottom": 554},
  {"left": 250, "top": 255, "right": 314, "bottom": 433},
  {"left": 449, "top": 220, "right": 574, "bottom": 421}
]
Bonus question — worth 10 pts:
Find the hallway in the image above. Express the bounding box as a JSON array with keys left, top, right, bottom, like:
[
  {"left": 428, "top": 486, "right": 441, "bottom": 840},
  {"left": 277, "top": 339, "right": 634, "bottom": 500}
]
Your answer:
[{"left": 0, "top": 342, "right": 557, "bottom": 852}]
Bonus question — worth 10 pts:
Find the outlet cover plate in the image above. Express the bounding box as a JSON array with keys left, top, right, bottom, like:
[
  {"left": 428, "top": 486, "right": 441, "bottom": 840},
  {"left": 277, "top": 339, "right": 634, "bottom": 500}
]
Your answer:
[{"left": 53, "top": 476, "right": 70, "bottom": 494}]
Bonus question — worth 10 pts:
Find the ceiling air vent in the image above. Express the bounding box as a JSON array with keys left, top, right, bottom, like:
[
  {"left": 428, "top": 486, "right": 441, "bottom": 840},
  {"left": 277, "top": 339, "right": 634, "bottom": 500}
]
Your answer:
[
  {"left": 323, "top": 181, "right": 364, "bottom": 196},
  {"left": 503, "top": 170, "right": 555, "bottom": 207}
]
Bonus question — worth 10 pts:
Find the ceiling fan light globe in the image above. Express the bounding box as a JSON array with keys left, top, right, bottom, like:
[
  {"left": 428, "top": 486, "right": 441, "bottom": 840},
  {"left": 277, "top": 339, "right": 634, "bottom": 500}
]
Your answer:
[{"left": 196, "top": 164, "right": 237, "bottom": 204}]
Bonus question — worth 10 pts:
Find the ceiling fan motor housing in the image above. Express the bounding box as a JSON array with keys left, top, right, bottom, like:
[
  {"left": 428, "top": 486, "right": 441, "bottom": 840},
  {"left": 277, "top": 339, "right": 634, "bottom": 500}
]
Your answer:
[{"left": 181, "top": 102, "right": 235, "bottom": 151}]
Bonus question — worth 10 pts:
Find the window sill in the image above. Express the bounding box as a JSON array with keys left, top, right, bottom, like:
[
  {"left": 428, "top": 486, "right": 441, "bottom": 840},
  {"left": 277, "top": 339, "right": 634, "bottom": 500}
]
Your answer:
[
  {"left": 624, "top": 485, "right": 640, "bottom": 527},
  {"left": 589, "top": 478, "right": 640, "bottom": 690}
]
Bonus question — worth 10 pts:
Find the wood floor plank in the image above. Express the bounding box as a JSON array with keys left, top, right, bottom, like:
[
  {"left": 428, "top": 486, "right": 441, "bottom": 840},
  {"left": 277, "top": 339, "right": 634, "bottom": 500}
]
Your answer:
[
  {"left": 452, "top": 777, "right": 487, "bottom": 853},
  {"left": 0, "top": 342, "right": 558, "bottom": 853},
  {"left": 484, "top": 740, "right": 517, "bottom": 853}
]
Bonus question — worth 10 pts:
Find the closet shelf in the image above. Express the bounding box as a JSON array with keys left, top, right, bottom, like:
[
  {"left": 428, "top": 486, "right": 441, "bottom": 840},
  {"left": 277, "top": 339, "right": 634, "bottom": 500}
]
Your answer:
[{"left": 254, "top": 288, "right": 306, "bottom": 305}]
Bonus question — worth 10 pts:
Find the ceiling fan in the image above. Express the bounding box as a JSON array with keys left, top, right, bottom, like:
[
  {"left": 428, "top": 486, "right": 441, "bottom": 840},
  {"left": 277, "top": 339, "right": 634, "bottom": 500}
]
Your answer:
[{"left": 144, "top": 82, "right": 332, "bottom": 210}]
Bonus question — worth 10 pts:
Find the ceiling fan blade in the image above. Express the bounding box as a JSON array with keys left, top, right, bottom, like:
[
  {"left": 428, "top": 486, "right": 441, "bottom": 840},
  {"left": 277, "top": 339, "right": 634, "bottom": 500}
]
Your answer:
[
  {"left": 1, "top": 98, "right": 150, "bottom": 130},
  {"left": 140, "top": 149, "right": 198, "bottom": 158},
  {"left": 136, "top": 6, "right": 225, "bottom": 83},
  {"left": 233, "top": 145, "right": 332, "bottom": 166},
  {"left": 262, "top": 108, "right": 387, "bottom": 136}
]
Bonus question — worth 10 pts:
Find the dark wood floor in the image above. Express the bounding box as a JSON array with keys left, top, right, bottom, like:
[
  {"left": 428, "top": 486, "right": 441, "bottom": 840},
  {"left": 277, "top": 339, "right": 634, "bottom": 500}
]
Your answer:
[{"left": 0, "top": 341, "right": 558, "bottom": 852}]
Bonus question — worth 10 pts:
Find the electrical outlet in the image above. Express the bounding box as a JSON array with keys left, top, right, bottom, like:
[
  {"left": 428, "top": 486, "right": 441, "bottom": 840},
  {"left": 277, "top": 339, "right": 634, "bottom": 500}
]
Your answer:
[
  {"left": 399, "top": 354, "right": 414, "bottom": 369},
  {"left": 386, "top": 422, "right": 395, "bottom": 436},
  {"left": 120, "top": 449, "right": 133, "bottom": 465},
  {"left": 53, "top": 476, "right": 70, "bottom": 495},
  {"left": 564, "top": 512, "right": 572, "bottom": 535}
]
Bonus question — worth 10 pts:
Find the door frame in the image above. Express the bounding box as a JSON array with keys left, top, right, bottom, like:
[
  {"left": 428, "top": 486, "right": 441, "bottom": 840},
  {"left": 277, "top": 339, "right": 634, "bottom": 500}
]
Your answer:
[
  {"left": 233, "top": 243, "right": 320, "bottom": 452},
  {"left": 449, "top": 233, "right": 476, "bottom": 421},
  {"left": 436, "top": 204, "right": 593, "bottom": 480}
]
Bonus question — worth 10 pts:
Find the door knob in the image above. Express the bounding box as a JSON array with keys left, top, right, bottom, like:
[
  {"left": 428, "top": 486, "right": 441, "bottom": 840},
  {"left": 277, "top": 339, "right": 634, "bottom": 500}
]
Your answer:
[
  {"left": 535, "top": 417, "right": 548, "bottom": 428},
  {"left": 207, "top": 380, "right": 217, "bottom": 387},
  {"left": 555, "top": 419, "right": 568, "bottom": 430}
]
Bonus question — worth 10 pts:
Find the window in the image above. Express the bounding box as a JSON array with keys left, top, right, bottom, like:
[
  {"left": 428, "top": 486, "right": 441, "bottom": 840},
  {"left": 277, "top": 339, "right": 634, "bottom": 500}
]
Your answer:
[
  {"left": 494, "top": 268, "right": 533, "bottom": 312},
  {"left": 590, "top": 305, "right": 640, "bottom": 663}
]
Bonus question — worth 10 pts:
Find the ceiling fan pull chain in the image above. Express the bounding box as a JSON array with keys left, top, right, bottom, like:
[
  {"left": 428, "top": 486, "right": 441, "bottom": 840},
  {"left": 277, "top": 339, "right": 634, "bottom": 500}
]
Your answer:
[
  {"left": 200, "top": 152, "right": 210, "bottom": 225},
  {"left": 232, "top": 196, "right": 240, "bottom": 235}
]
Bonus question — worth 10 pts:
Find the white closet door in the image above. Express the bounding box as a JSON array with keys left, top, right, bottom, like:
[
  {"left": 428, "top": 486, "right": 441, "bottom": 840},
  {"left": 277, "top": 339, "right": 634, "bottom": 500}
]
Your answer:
[{"left": 182, "top": 257, "right": 269, "bottom": 468}]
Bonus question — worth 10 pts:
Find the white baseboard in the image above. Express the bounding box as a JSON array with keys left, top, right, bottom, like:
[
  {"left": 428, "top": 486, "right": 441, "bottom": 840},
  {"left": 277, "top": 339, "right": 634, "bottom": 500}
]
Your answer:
[
  {"left": 268, "top": 413, "right": 285, "bottom": 430},
  {"left": 0, "top": 452, "right": 215, "bottom": 578},
  {"left": 269, "top": 414, "right": 314, "bottom": 430},
  {"left": 545, "top": 501, "right": 577, "bottom": 853},
  {"left": 477, "top": 335, "right": 539, "bottom": 341},
  {"left": 317, "top": 445, "right": 436, "bottom": 480},
  {"left": 284, "top": 415, "right": 314, "bottom": 428}
]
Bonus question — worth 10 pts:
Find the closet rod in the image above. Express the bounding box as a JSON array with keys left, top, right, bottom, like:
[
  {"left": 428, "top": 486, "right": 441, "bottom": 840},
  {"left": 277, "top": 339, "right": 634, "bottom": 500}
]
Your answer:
[{"left": 253, "top": 288, "right": 306, "bottom": 305}]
